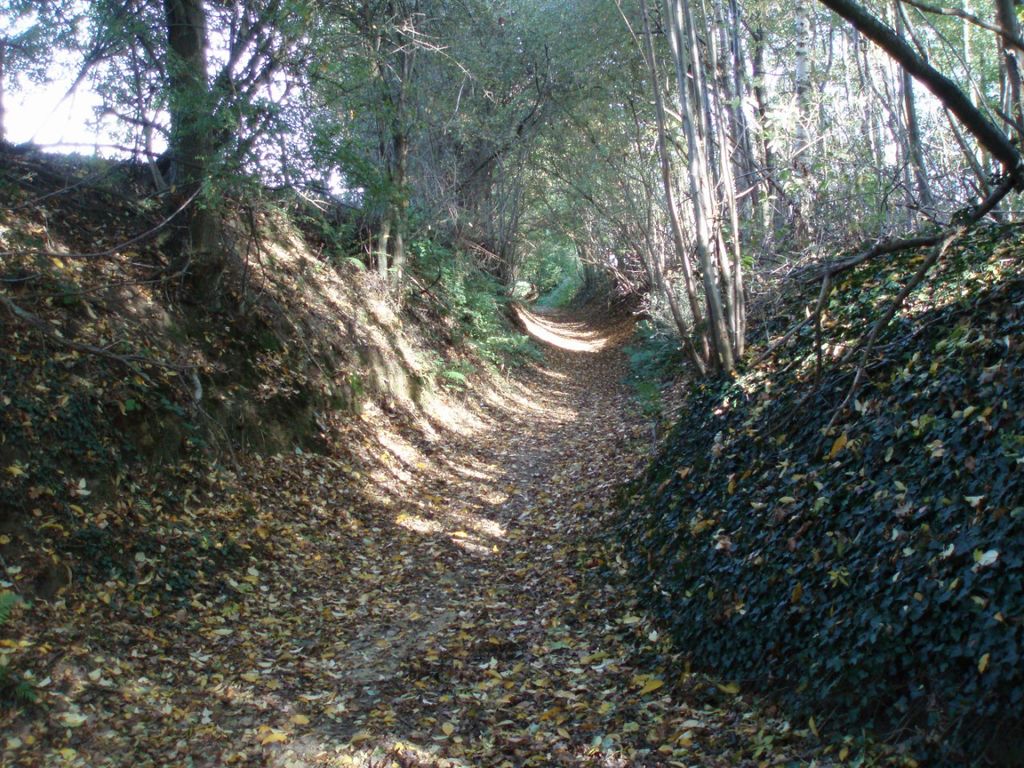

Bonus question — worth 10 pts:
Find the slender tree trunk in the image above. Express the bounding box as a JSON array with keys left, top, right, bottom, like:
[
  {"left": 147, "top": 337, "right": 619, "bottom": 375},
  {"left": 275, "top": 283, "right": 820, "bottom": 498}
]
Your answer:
[
  {"left": 794, "top": 1, "right": 811, "bottom": 162},
  {"left": 894, "top": 2, "right": 934, "bottom": 212},
  {"left": 817, "top": 0, "right": 1022, "bottom": 173},
  {"left": 725, "top": 0, "right": 758, "bottom": 216},
  {"left": 750, "top": 24, "right": 777, "bottom": 241},
  {"left": 0, "top": 42, "right": 6, "bottom": 144},
  {"left": 706, "top": 0, "right": 745, "bottom": 354},
  {"left": 638, "top": 0, "right": 709, "bottom": 373},
  {"left": 665, "top": 0, "right": 735, "bottom": 373},
  {"left": 791, "top": 0, "right": 811, "bottom": 242},
  {"left": 995, "top": 0, "right": 1024, "bottom": 136},
  {"left": 377, "top": 215, "right": 392, "bottom": 279}
]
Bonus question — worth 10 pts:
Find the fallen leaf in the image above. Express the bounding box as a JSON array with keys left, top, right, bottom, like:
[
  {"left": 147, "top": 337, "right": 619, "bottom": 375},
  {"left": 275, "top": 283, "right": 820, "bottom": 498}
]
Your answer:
[
  {"left": 637, "top": 677, "right": 664, "bottom": 695},
  {"left": 828, "top": 432, "right": 848, "bottom": 460},
  {"left": 260, "top": 730, "right": 289, "bottom": 745}
]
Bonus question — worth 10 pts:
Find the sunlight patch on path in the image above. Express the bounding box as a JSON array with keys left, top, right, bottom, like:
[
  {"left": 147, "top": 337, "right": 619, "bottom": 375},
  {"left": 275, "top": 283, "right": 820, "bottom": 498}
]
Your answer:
[{"left": 515, "top": 308, "right": 614, "bottom": 352}]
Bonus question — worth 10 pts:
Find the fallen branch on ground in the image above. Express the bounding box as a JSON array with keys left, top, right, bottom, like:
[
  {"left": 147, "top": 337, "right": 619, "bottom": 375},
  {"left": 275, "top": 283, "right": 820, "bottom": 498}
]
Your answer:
[
  {"left": 0, "top": 188, "right": 200, "bottom": 261},
  {"left": 0, "top": 292, "right": 193, "bottom": 385},
  {"left": 757, "top": 176, "right": 1017, "bottom": 370}
]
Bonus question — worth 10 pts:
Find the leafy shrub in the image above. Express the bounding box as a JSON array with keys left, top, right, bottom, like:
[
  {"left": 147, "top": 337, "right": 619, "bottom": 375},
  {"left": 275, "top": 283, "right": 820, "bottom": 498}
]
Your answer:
[
  {"left": 536, "top": 272, "right": 584, "bottom": 309},
  {"left": 619, "top": 229, "right": 1024, "bottom": 761},
  {"left": 411, "top": 238, "right": 541, "bottom": 368},
  {"left": 624, "top": 320, "right": 685, "bottom": 417},
  {"left": 523, "top": 239, "right": 583, "bottom": 308}
]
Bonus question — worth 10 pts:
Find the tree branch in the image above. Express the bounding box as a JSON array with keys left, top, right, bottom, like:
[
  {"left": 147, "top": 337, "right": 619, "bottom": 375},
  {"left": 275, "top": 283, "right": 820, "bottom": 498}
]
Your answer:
[
  {"left": 818, "top": 0, "right": 1023, "bottom": 173},
  {"left": 900, "top": 0, "right": 1024, "bottom": 54}
]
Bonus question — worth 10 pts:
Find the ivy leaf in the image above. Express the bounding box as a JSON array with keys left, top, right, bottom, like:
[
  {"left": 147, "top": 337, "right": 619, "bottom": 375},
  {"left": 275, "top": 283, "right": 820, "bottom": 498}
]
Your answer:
[{"left": 973, "top": 549, "right": 999, "bottom": 568}]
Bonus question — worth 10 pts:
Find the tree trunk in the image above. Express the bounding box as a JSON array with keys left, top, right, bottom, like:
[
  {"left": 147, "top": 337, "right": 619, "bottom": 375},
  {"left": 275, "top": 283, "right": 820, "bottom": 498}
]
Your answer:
[
  {"left": 638, "top": 0, "right": 709, "bottom": 373},
  {"left": 894, "top": 1, "right": 934, "bottom": 212},
  {"left": 750, "top": 24, "right": 778, "bottom": 241},
  {"left": 665, "top": 0, "right": 735, "bottom": 373},
  {"left": 163, "top": 0, "right": 219, "bottom": 285},
  {"left": 0, "top": 41, "right": 6, "bottom": 144},
  {"left": 791, "top": 0, "right": 811, "bottom": 243},
  {"left": 816, "top": 0, "right": 1022, "bottom": 174},
  {"left": 164, "top": 0, "right": 209, "bottom": 188},
  {"left": 995, "top": 0, "right": 1024, "bottom": 136}
]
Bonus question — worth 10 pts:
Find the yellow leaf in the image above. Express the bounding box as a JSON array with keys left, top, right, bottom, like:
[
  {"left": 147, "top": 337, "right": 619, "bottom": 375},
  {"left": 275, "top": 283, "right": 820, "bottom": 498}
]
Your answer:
[
  {"left": 59, "top": 712, "right": 87, "bottom": 728},
  {"left": 791, "top": 582, "right": 804, "bottom": 603},
  {"left": 291, "top": 714, "right": 310, "bottom": 725},
  {"left": 260, "top": 730, "right": 289, "bottom": 745},
  {"left": 839, "top": 745, "right": 850, "bottom": 761},
  {"left": 808, "top": 716, "right": 819, "bottom": 738},
  {"left": 638, "top": 677, "right": 664, "bottom": 695},
  {"left": 716, "top": 682, "right": 740, "bottom": 695},
  {"left": 5, "top": 465, "right": 25, "bottom": 477},
  {"left": 978, "top": 653, "right": 990, "bottom": 674},
  {"left": 441, "top": 722, "right": 455, "bottom": 737},
  {"left": 828, "top": 432, "right": 848, "bottom": 460}
]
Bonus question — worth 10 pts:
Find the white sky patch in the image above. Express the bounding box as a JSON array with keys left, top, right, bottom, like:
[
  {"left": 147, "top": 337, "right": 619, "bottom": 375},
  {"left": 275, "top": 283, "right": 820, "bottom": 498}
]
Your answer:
[{"left": 7, "top": 76, "right": 112, "bottom": 150}]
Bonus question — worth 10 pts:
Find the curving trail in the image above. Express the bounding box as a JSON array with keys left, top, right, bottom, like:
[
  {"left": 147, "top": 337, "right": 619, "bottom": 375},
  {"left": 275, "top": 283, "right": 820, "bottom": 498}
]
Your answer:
[
  {"left": 5, "top": 310, "right": 825, "bottom": 768},
  {"left": 304, "top": 309, "right": 819, "bottom": 768}
]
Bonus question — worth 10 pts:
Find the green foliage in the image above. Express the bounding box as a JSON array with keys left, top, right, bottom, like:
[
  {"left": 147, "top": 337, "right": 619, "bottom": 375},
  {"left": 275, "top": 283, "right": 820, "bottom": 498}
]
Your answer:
[
  {"left": 0, "top": 591, "right": 36, "bottom": 709},
  {"left": 411, "top": 238, "right": 541, "bottom": 369},
  {"left": 623, "top": 320, "right": 685, "bottom": 417},
  {"left": 522, "top": 239, "right": 584, "bottom": 309},
  {"left": 536, "top": 272, "right": 584, "bottom": 310},
  {"left": 620, "top": 227, "right": 1024, "bottom": 760},
  {"left": 0, "top": 591, "right": 17, "bottom": 626},
  {"left": 436, "top": 361, "right": 476, "bottom": 391}
]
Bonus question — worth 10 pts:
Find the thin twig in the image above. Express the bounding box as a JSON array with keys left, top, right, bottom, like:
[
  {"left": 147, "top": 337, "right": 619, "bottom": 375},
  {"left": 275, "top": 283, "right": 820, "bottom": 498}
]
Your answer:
[
  {"left": 752, "top": 272, "right": 832, "bottom": 367},
  {"left": 800, "top": 175, "right": 1016, "bottom": 284},
  {"left": 0, "top": 188, "right": 200, "bottom": 261},
  {"left": 0, "top": 292, "right": 190, "bottom": 382},
  {"left": 826, "top": 228, "right": 963, "bottom": 428}
]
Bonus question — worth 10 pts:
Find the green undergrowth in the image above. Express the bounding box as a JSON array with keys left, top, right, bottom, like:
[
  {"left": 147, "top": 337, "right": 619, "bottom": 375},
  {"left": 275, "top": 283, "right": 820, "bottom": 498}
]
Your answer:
[
  {"left": 620, "top": 225, "right": 1024, "bottom": 764},
  {"left": 410, "top": 238, "right": 541, "bottom": 374},
  {"left": 0, "top": 591, "right": 36, "bottom": 709},
  {"left": 623, "top": 319, "right": 686, "bottom": 418}
]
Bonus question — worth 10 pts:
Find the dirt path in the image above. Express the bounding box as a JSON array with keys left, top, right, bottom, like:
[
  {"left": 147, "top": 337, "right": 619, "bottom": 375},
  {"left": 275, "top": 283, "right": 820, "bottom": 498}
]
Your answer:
[
  {"left": 294, "top": 309, "right": 817, "bottom": 768},
  {"left": 4, "top": 310, "right": 823, "bottom": 768}
]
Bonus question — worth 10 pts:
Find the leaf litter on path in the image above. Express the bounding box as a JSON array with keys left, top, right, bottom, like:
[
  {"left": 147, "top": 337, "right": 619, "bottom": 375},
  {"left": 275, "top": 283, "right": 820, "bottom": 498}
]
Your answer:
[{"left": 2, "top": 310, "right": 887, "bottom": 767}]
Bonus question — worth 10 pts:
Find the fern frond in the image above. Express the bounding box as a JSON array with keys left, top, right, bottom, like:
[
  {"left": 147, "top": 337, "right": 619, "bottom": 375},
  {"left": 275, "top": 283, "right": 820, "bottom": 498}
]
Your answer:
[{"left": 0, "top": 591, "right": 19, "bottom": 626}]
